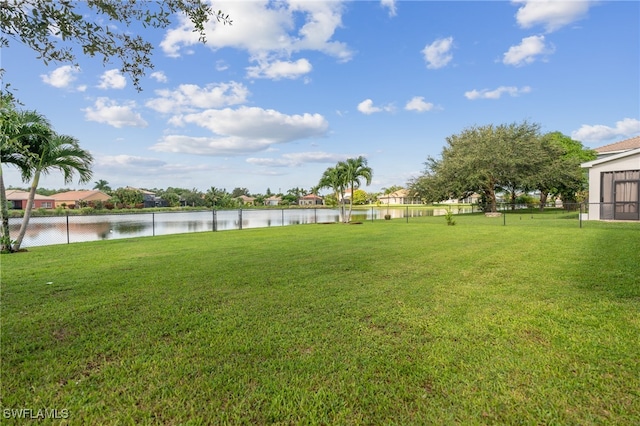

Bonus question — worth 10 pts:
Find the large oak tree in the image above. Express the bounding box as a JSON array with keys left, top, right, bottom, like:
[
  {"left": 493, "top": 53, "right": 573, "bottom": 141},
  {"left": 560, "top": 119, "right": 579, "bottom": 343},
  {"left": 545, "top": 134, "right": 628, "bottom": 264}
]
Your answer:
[
  {"left": 530, "top": 132, "right": 596, "bottom": 210},
  {"left": 415, "top": 121, "right": 542, "bottom": 213}
]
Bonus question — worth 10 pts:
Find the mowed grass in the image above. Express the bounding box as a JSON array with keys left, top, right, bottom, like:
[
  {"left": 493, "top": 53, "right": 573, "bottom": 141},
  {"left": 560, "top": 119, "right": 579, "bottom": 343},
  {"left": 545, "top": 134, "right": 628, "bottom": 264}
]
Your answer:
[{"left": 1, "top": 214, "right": 639, "bottom": 424}]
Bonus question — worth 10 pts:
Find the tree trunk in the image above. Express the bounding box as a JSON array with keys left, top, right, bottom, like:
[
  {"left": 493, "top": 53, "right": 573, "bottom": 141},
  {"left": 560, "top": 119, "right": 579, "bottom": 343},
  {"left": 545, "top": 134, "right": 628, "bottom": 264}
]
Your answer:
[
  {"left": 0, "top": 168, "right": 13, "bottom": 252},
  {"left": 539, "top": 190, "right": 548, "bottom": 212},
  {"left": 338, "top": 189, "right": 346, "bottom": 223},
  {"left": 346, "top": 183, "right": 355, "bottom": 223},
  {"left": 486, "top": 189, "right": 497, "bottom": 213},
  {"left": 333, "top": 190, "right": 342, "bottom": 223},
  {"left": 12, "top": 171, "right": 40, "bottom": 251}
]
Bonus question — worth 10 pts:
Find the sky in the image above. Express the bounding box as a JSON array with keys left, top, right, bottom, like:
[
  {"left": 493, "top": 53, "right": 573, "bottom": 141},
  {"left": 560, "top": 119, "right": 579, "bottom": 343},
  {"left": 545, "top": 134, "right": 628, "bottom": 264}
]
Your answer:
[{"left": 3, "top": 0, "right": 639, "bottom": 195}]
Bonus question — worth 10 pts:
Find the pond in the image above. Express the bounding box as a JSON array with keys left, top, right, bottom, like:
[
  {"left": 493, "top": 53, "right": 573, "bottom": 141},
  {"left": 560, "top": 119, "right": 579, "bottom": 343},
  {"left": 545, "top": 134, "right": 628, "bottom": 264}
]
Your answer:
[{"left": 8, "top": 206, "right": 474, "bottom": 248}]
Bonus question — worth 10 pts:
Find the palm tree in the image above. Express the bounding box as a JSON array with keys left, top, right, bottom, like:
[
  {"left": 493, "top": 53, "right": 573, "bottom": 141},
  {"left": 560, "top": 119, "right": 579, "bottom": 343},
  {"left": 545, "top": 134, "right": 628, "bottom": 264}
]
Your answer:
[
  {"left": 342, "top": 156, "right": 373, "bottom": 222},
  {"left": 205, "top": 186, "right": 227, "bottom": 208},
  {"left": 12, "top": 133, "right": 93, "bottom": 251},
  {"left": 93, "top": 179, "right": 111, "bottom": 192},
  {"left": 318, "top": 164, "right": 347, "bottom": 222},
  {"left": 0, "top": 99, "right": 52, "bottom": 252}
]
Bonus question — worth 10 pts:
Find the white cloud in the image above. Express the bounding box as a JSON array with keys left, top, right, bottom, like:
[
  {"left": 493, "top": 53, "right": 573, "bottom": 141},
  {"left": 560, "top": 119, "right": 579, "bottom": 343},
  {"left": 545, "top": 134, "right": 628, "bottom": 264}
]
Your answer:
[
  {"left": 290, "top": 1, "right": 351, "bottom": 60},
  {"left": 145, "top": 81, "right": 249, "bottom": 114},
  {"left": 94, "top": 155, "right": 210, "bottom": 181},
  {"left": 246, "top": 151, "right": 348, "bottom": 167},
  {"left": 357, "top": 99, "right": 394, "bottom": 115},
  {"left": 151, "top": 135, "right": 268, "bottom": 156},
  {"left": 358, "top": 99, "right": 380, "bottom": 115},
  {"left": 422, "top": 37, "right": 454, "bottom": 69},
  {"left": 216, "top": 60, "right": 229, "bottom": 71},
  {"left": 83, "top": 98, "right": 148, "bottom": 128},
  {"left": 151, "top": 106, "right": 329, "bottom": 156},
  {"left": 571, "top": 118, "right": 640, "bottom": 143},
  {"left": 513, "top": 0, "right": 593, "bottom": 32},
  {"left": 40, "top": 65, "right": 80, "bottom": 88},
  {"left": 99, "top": 154, "right": 167, "bottom": 169},
  {"left": 464, "top": 86, "right": 532, "bottom": 100},
  {"left": 405, "top": 96, "right": 435, "bottom": 112},
  {"left": 97, "top": 69, "right": 127, "bottom": 90},
  {"left": 160, "top": 1, "right": 353, "bottom": 70},
  {"left": 181, "top": 107, "right": 328, "bottom": 140},
  {"left": 150, "top": 71, "right": 168, "bottom": 83},
  {"left": 381, "top": 0, "right": 397, "bottom": 17},
  {"left": 503, "top": 35, "right": 554, "bottom": 66},
  {"left": 247, "top": 58, "right": 312, "bottom": 80}
]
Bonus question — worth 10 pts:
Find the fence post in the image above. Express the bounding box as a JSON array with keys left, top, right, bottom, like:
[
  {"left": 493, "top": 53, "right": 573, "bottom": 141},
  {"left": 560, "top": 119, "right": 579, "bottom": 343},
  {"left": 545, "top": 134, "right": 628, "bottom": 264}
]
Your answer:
[
  {"left": 579, "top": 203, "right": 583, "bottom": 229},
  {"left": 213, "top": 208, "right": 217, "bottom": 231},
  {"left": 282, "top": 209, "right": 285, "bottom": 226},
  {"left": 371, "top": 206, "right": 374, "bottom": 222},
  {"left": 239, "top": 209, "right": 243, "bottom": 230},
  {"left": 152, "top": 212, "right": 155, "bottom": 236},
  {"left": 406, "top": 206, "right": 409, "bottom": 223},
  {"left": 66, "top": 211, "right": 70, "bottom": 244}
]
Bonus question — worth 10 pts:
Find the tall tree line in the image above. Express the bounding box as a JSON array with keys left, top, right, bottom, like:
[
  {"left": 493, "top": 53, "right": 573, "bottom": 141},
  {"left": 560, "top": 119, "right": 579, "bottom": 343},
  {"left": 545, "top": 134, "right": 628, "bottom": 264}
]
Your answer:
[{"left": 409, "top": 121, "right": 596, "bottom": 212}]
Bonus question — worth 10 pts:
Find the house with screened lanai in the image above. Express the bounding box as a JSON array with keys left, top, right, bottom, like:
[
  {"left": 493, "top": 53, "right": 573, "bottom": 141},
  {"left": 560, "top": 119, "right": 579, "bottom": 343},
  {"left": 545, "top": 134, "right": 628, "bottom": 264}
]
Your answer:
[{"left": 581, "top": 136, "right": 640, "bottom": 221}]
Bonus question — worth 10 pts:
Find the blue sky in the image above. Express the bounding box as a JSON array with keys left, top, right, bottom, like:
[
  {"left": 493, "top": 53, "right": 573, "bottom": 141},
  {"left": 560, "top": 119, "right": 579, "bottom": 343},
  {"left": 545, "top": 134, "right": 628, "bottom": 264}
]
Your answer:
[{"left": 3, "top": 0, "right": 639, "bottom": 195}]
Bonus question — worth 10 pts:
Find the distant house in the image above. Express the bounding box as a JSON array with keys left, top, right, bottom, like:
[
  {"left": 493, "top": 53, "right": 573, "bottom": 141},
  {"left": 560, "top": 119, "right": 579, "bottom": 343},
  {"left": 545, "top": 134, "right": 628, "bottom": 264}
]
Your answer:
[
  {"left": 50, "top": 190, "right": 111, "bottom": 208},
  {"left": 338, "top": 189, "right": 356, "bottom": 205},
  {"left": 6, "top": 190, "right": 55, "bottom": 209},
  {"left": 298, "top": 194, "right": 323, "bottom": 206},
  {"left": 440, "top": 193, "right": 482, "bottom": 204},
  {"left": 378, "top": 189, "right": 412, "bottom": 205},
  {"left": 264, "top": 196, "right": 282, "bottom": 206},
  {"left": 581, "top": 136, "right": 640, "bottom": 221},
  {"left": 236, "top": 195, "right": 256, "bottom": 206},
  {"left": 126, "top": 187, "right": 166, "bottom": 208},
  {"left": 440, "top": 193, "right": 481, "bottom": 205}
]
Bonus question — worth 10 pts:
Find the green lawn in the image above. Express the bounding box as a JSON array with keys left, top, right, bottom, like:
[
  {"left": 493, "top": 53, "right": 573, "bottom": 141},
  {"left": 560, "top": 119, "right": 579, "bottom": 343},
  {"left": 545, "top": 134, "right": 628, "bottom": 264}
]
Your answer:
[{"left": 2, "top": 214, "right": 639, "bottom": 424}]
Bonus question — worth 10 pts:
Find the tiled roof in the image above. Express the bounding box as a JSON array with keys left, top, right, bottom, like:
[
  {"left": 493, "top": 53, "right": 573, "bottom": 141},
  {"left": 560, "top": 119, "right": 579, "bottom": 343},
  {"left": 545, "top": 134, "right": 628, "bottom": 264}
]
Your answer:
[
  {"left": 6, "top": 190, "right": 54, "bottom": 200},
  {"left": 50, "top": 190, "right": 109, "bottom": 200},
  {"left": 379, "top": 189, "right": 410, "bottom": 198},
  {"left": 594, "top": 135, "right": 640, "bottom": 153}
]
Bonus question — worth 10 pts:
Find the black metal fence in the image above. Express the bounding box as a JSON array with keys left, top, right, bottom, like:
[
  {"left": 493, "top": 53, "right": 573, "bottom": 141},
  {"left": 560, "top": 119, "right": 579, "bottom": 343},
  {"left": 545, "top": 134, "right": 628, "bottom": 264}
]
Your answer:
[{"left": 7, "top": 203, "right": 637, "bottom": 248}]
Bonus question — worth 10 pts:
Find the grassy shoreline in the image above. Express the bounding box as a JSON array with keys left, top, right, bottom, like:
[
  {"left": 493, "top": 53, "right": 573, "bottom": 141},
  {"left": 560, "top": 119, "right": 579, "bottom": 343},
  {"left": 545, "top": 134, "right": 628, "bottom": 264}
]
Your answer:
[{"left": 2, "top": 215, "right": 639, "bottom": 424}]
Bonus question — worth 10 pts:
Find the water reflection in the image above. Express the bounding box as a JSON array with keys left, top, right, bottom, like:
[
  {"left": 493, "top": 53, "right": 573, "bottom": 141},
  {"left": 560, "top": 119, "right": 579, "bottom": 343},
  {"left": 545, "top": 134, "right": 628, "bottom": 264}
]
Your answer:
[{"left": 9, "top": 207, "right": 473, "bottom": 248}]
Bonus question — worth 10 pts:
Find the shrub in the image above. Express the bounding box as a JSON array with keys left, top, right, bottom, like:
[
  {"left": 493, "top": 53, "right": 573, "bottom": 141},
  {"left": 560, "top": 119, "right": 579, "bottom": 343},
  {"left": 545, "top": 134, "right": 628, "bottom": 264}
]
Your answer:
[
  {"left": 93, "top": 200, "right": 105, "bottom": 210},
  {"left": 445, "top": 209, "right": 456, "bottom": 226}
]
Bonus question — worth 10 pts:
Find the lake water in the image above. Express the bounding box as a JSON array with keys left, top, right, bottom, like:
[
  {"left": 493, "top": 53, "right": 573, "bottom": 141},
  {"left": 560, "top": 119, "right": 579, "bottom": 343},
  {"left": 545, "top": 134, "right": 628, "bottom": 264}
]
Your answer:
[{"left": 8, "top": 206, "right": 473, "bottom": 248}]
